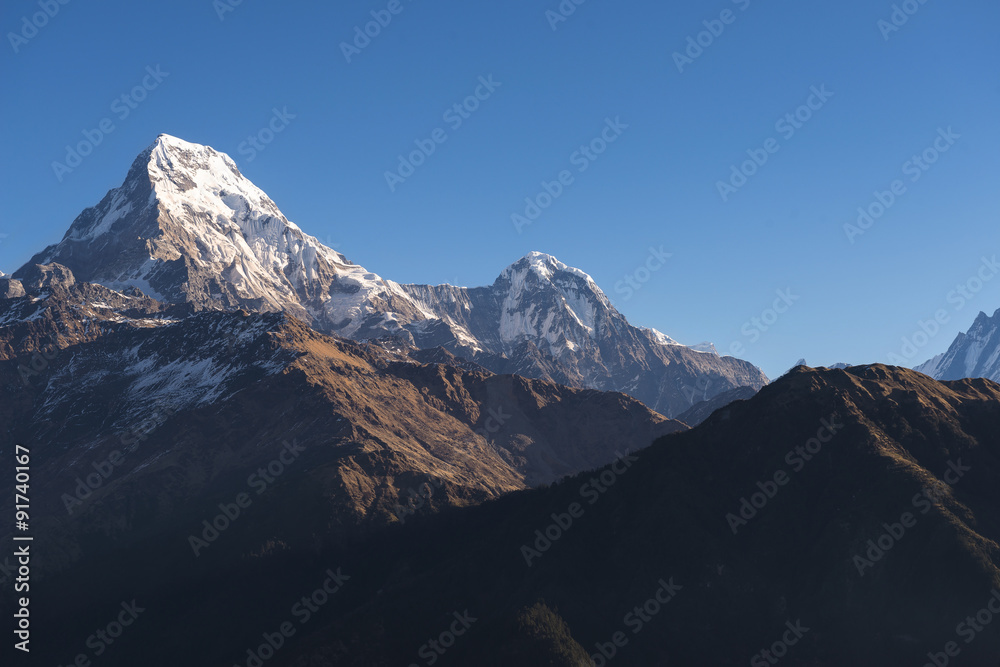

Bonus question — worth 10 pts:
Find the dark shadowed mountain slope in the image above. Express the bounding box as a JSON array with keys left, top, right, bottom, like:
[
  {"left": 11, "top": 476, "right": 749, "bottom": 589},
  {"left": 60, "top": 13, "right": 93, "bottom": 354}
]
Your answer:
[
  {"left": 0, "top": 279, "right": 684, "bottom": 586},
  {"left": 23, "top": 365, "right": 1000, "bottom": 666}
]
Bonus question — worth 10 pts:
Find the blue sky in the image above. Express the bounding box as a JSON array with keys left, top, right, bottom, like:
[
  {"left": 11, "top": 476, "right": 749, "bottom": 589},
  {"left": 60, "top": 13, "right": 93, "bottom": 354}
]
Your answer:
[{"left": 2, "top": 0, "right": 998, "bottom": 379}]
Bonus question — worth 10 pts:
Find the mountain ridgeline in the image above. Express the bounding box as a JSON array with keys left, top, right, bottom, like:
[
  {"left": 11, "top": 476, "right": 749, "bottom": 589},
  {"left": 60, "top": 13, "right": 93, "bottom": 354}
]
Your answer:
[
  {"left": 917, "top": 308, "right": 1000, "bottom": 384},
  {"left": 4, "top": 134, "right": 999, "bottom": 666},
  {"left": 12, "top": 365, "right": 1000, "bottom": 666},
  {"left": 11, "top": 134, "right": 766, "bottom": 417}
]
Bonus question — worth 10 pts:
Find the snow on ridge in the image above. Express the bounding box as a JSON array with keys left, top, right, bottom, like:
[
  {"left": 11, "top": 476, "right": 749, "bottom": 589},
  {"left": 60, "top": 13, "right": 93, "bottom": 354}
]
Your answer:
[
  {"left": 914, "top": 308, "right": 1000, "bottom": 382},
  {"left": 913, "top": 352, "right": 944, "bottom": 377},
  {"left": 559, "top": 289, "right": 597, "bottom": 334},
  {"left": 35, "top": 312, "right": 294, "bottom": 429},
  {"left": 500, "top": 253, "right": 604, "bottom": 328},
  {"left": 501, "top": 251, "right": 599, "bottom": 287},
  {"left": 640, "top": 328, "right": 723, "bottom": 356},
  {"left": 101, "top": 259, "right": 168, "bottom": 301},
  {"left": 141, "top": 135, "right": 415, "bottom": 334},
  {"left": 74, "top": 191, "right": 134, "bottom": 242},
  {"left": 642, "top": 327, "right": 679, "bottom": 347},
  {"left": 495, "top": 251, "right": 713, "bottom": 359},
  {"left": 147, "top": 136, "right": 287, "bottom": 238},
  {"left": 126, "top": 355, "right": 232, "bottom": 408},
  {"left": 21, "top": 136, "right": 757, "bottom": 392}
]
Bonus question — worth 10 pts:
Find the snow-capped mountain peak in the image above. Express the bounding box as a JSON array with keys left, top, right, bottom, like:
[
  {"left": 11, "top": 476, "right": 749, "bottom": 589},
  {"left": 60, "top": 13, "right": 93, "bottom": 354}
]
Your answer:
[
  {"left": 15, "top": 135, "right": 419, "bottom": 335},
  {"left": 12, "top": 135, "right": 768, "bottom": 418},
  {"left": 502, "top": 251, "right": 598, "bottom": 285},
  {"left": 915, "top": 309, "right": 1000, "bottom": 382},
  {"left": 144, "top": 134, "right": 298, "bottom": 239},
  {"left": 494, "top": 251, "right": 614, "bottom": 349}
]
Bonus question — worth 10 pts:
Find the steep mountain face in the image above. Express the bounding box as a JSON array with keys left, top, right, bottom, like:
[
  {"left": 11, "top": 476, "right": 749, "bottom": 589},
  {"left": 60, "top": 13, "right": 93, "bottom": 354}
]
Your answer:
[
  {"left": 0, "top": 268, "right": 186, "bottom": 362},
  {"left": 13, "top": 135, "right": 425, "bottom": 339},
  {"left": 916, "top": 308, "right": 1000, "bottom": 382},
  {"left": 0, "top": 278, "right": 684, "bottom": 582},
  {"left": 675, "top": 385, "right": 758, "bottom": 426},
  {"left": 400, "top": 252, "right": 767, "bottom": 416},
  {"left": 13, "top": 135, "right": 767, "bottom": 416},
  {"left": 21, "top": 365, "right": 1000, "bottom": 666},
  {"left": 269, "top": 365, "right": 1000, "bottom": 667}
]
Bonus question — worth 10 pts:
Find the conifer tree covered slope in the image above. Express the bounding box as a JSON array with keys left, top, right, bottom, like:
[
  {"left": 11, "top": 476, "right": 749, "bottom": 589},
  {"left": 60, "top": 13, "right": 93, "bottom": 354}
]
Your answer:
[
  {"left": 11, "top": 134, "right": 767, "bottom": 417},
  {"left": 22, "top": 365, "right": 1000, "bottom": 666}
]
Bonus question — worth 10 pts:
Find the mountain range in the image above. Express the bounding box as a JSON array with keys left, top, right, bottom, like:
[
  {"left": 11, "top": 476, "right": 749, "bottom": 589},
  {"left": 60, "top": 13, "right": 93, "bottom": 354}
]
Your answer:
[
  {"left": 10, "top": 134, "right": 767, "bottom": 418},
  {"left": 0, "top": 279, "right": 686, "bottom": 567},
  {"left": 14, "top": 364, "right": 1000, "bottom": 666},
  {"left": 3, "top": 135, "right": 1000, "bottom": 666}
]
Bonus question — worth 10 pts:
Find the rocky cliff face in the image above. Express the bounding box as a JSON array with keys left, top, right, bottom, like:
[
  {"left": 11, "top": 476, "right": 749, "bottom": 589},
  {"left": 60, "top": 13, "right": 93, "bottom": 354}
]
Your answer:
[
  {"left": 399, "top": 251, "right": 767, "bottom": 416},
  {"left": 916, "top": 308, "right": 1000, "bottom": 383},
  {"left": 14, "top": 135, "right": 425, "bottom": 338}
]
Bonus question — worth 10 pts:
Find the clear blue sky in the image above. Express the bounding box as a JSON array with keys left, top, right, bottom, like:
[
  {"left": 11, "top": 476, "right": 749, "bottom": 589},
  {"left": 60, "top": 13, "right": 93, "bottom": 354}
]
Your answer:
[{"left": 2, "top": 0, "right": 998, "bottom": 379}]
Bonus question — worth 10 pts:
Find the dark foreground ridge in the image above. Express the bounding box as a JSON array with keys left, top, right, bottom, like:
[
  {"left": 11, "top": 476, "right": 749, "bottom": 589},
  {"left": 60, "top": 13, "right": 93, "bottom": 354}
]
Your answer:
[{"left": 9, "top": 363, "right": 1000, "bottom": 665}]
